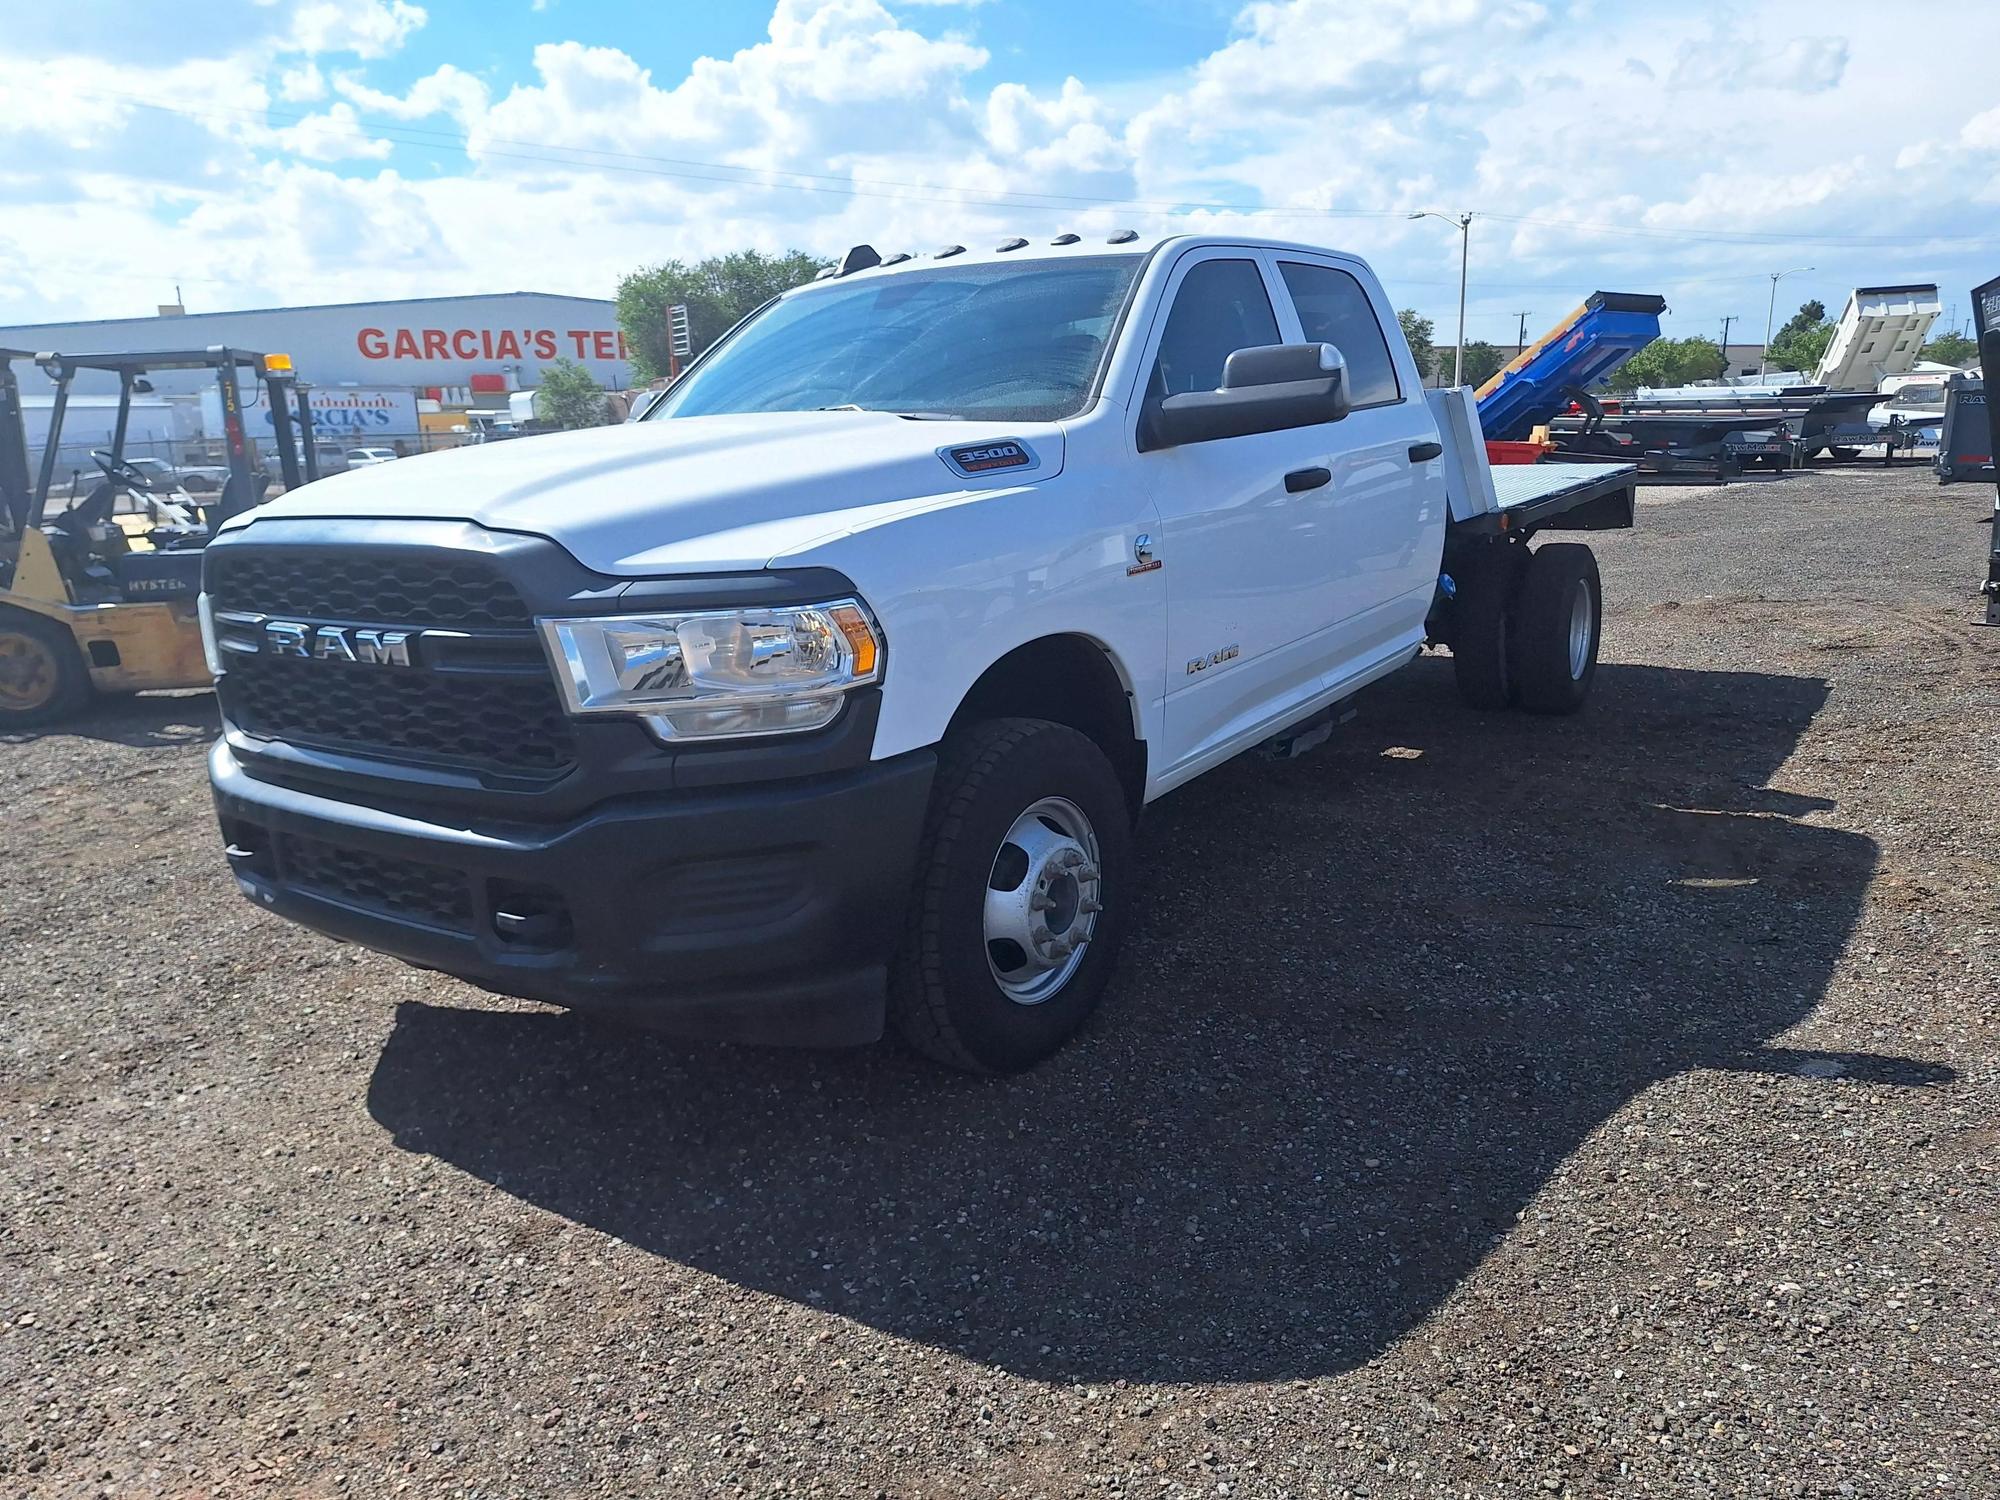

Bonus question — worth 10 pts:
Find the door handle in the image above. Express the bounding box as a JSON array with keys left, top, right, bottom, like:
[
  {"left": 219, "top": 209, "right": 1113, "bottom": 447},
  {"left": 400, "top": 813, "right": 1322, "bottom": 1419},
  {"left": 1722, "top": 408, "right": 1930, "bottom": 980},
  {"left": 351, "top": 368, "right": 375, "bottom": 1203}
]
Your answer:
[
  {"left": 1408, "top": 441, "right": 1444, "bottom": 463},
  {"left": 1283, "top": 467, "right": 1331, "bottom": 493}
]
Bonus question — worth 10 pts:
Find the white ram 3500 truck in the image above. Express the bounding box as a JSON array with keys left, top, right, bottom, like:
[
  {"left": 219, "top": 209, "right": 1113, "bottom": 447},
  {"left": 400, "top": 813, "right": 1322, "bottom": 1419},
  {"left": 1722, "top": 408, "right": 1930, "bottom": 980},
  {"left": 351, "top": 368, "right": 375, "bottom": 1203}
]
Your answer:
[{"left": 202, "top": 234, "right": 1637, "bottom": 1072}]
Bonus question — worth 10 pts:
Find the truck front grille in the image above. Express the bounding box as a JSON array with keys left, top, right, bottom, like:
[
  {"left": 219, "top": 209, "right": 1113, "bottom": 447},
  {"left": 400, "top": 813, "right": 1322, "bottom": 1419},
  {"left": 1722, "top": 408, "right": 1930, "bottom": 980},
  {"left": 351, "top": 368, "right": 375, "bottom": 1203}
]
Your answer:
[
  {"left": 221, "top": 653, "right": 577, "bottom": 775},
  {"left": 207, "top": 551, "right": 530, "bottom": 630},
  {"left": 276, "top": 831, "right": 474, "bottom": 932},
  {"left": 208, "top": 547, "right": 578, "bottom": 780}
]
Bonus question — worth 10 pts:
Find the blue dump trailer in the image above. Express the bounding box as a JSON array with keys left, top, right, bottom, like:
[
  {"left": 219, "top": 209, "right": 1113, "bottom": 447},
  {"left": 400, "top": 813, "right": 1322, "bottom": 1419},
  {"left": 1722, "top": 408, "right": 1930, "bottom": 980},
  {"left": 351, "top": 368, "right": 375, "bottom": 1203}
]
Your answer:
[{"left": 1475, "top": 292, "right": 1668, "bottom": 441}]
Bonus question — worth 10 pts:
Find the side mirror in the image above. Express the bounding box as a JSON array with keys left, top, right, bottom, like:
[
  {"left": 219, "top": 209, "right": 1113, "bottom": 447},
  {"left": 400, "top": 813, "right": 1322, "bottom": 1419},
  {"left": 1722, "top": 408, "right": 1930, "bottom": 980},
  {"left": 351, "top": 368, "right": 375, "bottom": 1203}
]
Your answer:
[{"left": 1140, "top": 342, "right": 1350, "bottom": 451}]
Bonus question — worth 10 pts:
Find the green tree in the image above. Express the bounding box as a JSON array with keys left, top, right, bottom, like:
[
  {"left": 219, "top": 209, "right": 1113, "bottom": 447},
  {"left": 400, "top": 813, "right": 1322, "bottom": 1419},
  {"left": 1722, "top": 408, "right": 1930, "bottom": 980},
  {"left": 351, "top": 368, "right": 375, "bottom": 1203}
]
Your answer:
[
  {"left": 1458, "top": 340, "right": 1505, "bottom": 387},
  {"left": 1766, "top": 299, "right": 1832, "bottom": 376},
  {"left": 1920, "top": 331, "right": 1978, "bottom": 366},
  {"left": 535, "top": 358, "right": 612, "bottom": 430},
  {"left": 1606, "top": 336, "right": 1728, "bottom": 392},
  {"left": 616, "top": 249, "right": 831, "bottom": 381},
  {"left": 1397, "top": 309, "right": 1436, "bottom": 385}
]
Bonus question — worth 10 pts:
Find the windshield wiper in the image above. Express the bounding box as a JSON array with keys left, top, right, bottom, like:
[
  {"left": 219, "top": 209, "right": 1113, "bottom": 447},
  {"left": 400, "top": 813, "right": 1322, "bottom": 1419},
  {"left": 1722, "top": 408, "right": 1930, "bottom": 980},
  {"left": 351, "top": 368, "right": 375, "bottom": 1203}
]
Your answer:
[{"left": 814, "top": 404, "right": 958, "bottom": 420}]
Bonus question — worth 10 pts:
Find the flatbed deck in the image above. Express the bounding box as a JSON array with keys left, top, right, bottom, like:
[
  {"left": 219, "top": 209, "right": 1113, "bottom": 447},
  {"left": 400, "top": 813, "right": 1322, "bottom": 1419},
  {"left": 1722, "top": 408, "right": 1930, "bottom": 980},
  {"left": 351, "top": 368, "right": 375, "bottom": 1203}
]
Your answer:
[{"left": 1453, "top": 461, "right": 1639, "bottom": 536}]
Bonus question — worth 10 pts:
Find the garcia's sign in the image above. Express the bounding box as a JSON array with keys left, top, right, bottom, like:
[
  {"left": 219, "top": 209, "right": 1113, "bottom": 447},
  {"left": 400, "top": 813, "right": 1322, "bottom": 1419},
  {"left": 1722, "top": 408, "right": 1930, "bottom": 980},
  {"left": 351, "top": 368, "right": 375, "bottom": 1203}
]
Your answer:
[
  {"left": 280, "top": 387, "right": 418, "bottom": 437},
  {"left": 355, "top": 326, "right": 631, "bottom": 364}
]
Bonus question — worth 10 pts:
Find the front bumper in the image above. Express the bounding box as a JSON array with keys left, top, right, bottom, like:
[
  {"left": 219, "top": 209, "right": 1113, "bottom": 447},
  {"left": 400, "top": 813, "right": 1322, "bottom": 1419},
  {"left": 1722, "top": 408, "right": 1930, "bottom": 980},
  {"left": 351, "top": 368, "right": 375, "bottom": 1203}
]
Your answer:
[{"left": 210, "top": 739, "right": 935, "bottom": 1046}]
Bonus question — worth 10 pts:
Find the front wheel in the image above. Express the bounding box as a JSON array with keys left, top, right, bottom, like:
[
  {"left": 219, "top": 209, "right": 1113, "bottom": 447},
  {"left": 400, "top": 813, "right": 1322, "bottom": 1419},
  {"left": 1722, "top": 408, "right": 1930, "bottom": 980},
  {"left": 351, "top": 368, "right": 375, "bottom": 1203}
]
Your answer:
[
  {"left": 1508, "top": 543, "right": 1602, "bottom": 714},
  {"left": 0, "top": 609, "right": 92, "bottom": 729},
  {"left": 891, "top": 717, "right": 1133, "bottom": 1073}
]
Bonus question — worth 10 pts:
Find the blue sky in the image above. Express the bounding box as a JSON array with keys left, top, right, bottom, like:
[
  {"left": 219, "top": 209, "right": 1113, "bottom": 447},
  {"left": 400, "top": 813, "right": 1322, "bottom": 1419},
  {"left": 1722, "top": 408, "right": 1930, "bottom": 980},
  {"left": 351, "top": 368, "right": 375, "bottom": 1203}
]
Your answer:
[{"left": 4, "top": 0, "right": 1998, "bottom": 349}]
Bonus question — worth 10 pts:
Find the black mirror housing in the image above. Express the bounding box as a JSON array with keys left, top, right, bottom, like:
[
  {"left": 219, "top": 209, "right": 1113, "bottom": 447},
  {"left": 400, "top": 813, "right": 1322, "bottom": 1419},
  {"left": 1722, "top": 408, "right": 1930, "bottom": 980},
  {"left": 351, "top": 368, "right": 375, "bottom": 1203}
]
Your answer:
[{"left": 1140, "top": 342, "right": 1351, "bottom": 451}]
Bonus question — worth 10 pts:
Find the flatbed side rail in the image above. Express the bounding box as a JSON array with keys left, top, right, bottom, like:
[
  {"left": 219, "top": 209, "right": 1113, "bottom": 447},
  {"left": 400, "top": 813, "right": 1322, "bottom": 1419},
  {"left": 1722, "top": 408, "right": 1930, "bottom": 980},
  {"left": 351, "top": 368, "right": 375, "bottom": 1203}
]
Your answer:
[{"left": 1447, "top": 465, "right": 1637, "bottom": 539}]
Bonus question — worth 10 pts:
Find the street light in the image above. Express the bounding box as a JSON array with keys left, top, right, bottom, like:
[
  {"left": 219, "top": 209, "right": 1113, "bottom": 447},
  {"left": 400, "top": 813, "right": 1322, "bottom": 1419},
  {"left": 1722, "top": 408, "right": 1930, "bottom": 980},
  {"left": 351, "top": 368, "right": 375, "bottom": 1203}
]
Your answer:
[
  {"left": 1409, "top": 210, "right": 1474, "bottom": 386},
  {"left": 1759, "top": 267, "right": 1815, "bottom": 378}
]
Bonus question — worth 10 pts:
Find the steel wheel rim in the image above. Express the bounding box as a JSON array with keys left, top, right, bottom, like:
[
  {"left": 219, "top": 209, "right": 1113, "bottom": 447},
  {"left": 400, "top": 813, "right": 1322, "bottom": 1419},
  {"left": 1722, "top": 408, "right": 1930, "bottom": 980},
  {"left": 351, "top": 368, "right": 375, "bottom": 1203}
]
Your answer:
[
  {"left": 1567, "top": 579, "right": 1594, "bottom": 680},
  {"left": 983, "top": 795, "right": 1103, "bottom": 1005},
  {"left": 0, "top": 630, "right": 58, "bottom": 712}
]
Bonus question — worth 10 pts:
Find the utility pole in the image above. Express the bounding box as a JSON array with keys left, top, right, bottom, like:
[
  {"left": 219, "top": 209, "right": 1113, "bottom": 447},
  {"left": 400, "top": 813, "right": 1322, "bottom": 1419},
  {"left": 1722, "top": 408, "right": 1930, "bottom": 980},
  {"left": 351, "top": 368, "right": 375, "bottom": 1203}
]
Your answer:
[
  {"left": 1514, "top": 311, "right": 1531, "bottom": 354},
  {"left": 1409, "top": 210, "right": 1474, "bottom": 385},
  {"left": 1718, "top": 315, "right": 1736, "bottom": 378},
  {"left": 1760, "top": 268, "right": 1814, "bottom": 377}
]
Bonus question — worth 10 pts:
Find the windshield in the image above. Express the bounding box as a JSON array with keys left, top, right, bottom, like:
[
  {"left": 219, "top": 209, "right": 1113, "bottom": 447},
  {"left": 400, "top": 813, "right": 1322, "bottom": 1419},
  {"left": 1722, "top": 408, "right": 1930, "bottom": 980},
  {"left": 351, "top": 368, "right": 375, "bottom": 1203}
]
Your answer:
[{"left": 649, "top": 254, "right": 1144, "bottom": 424}]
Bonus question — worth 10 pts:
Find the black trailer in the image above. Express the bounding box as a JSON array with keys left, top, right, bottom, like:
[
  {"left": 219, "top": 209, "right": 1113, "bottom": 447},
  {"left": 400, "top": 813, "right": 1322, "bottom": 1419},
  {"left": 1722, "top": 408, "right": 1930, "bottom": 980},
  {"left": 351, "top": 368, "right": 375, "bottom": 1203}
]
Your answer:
[
  {"left": 1935, "top": 375, "right": 1992, "bottom": 485},
  {"left": 1975, "top": 274, "right": 2000, "bottom": 626}
]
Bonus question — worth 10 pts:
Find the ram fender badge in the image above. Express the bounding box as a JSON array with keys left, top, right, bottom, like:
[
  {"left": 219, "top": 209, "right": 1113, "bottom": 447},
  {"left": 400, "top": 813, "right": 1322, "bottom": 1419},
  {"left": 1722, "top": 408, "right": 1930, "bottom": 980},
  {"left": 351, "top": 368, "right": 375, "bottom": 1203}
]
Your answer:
[
  {"left": 1185, "top": 643, "right": 1239, "bottom": 675},
  {"left": 939, "top": 438, "right": 1042, "bottom": 479}
]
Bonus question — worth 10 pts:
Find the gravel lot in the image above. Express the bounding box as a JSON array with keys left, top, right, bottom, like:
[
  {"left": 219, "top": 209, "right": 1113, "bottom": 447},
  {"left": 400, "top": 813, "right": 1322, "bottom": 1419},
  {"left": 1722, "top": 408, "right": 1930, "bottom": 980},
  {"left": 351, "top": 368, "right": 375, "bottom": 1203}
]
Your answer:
[{"left": 3, "top": 466, "right": 1996, "bottom": 1499}]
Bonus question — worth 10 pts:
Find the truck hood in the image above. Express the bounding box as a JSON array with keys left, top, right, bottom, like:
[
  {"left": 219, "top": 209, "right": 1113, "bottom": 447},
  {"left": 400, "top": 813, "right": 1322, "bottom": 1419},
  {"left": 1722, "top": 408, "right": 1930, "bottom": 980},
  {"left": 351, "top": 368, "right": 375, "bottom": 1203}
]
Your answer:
[{"left": 242, "top": 410, "right": 1064, "bottom": 575}]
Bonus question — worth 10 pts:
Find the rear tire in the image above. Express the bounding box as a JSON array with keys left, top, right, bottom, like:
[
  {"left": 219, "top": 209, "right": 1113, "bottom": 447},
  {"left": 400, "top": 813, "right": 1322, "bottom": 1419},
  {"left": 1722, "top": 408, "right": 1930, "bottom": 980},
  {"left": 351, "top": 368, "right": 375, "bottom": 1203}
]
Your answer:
[
  {"left": 0, "top": 608, "right": 92, "bottom": 729},
  {"left": 1508, "top": 543, "right": 1601, "bottom": 715},
  {"left": 1449, "top": 540, "right": 1527, "bottom": 710},
  {"left": 891, "top": 718, "right": 1132, "bottom": 1073}
]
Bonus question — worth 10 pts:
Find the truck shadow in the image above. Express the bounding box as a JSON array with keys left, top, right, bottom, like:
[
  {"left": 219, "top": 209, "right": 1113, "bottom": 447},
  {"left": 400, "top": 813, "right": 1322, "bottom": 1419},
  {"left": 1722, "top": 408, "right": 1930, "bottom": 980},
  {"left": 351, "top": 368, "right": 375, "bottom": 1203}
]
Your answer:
[
  {"left": 365, "top": 660, "right": 1950, "bottom": 1384},
  {"left": 0, "top": 689, "right": 218, "bottom": 750}
]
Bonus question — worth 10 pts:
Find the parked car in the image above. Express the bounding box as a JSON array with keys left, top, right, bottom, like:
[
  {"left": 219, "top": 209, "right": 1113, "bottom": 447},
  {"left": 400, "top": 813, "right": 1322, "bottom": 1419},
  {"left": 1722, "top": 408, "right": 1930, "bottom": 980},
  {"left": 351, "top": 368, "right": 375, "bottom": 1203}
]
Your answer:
[
  {"left": 201, "top": 232, "right": 1638, "bottom": 1073},
  {"left": 344, "top": 447, "right": 400, "bottom": 468}
]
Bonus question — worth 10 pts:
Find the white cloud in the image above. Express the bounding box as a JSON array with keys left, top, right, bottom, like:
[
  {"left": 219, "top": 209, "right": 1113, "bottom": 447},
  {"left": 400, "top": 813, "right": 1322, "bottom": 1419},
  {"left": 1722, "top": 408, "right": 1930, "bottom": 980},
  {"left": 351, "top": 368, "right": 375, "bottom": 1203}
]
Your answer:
[
  {"left": 1, "top": 0, "right": 1997, "bottom": 347},
  {"left": 275, "top": 102, "right": 393, "bottom": 162},
  {"left": 1667, "top": 32, "right": 1848, "bottom": 94},
  {"left": 286, "top": 0, "right": 428, "bottom": 59},
  {"left": 279, "top": 62, "right": 328, "bottom": 102},
  {"left": 334, "top": 63, "right": 488, "bottom": 125}
]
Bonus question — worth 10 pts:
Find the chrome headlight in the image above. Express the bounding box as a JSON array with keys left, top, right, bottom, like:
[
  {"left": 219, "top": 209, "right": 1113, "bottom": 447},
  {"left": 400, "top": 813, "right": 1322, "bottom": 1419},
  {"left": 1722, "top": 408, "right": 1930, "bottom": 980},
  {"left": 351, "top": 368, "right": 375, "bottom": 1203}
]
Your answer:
[
  {"left": 197, "top": 592, "right": 225, "bottom": 677},
  {"left": 539, "top": 599, "right": 883, "bottom": 741}
]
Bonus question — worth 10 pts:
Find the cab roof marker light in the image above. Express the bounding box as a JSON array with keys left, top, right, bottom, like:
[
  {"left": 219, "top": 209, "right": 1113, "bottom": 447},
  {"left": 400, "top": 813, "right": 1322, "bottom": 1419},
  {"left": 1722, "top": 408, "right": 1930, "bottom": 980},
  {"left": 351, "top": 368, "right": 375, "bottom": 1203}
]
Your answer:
[
  {"left": 880, "top": 252, "right": 912, "bottom": 266},
  {"left": 813, "top": 266, "right": 839, "bottom": 280},
  {"left": 1051, "top": 233, "right": 1081, "bottom": 245},
  {"left": 995, "top": 237, "right": 1029, "bottom": 253},
  {"left": 1107, "top": 229, "right": 1139, "bottom": 244},
  {"left": 934, "top": 244, "right": 966, "bottom": 259}
]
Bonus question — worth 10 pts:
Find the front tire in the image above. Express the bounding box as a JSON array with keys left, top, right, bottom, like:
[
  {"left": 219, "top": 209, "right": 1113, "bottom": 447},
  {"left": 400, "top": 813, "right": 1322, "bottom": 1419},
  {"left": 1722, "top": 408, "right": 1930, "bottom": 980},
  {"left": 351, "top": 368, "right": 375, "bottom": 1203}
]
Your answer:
[
  {"left": 891, "top": 718, "right": 1132, "bottom": 1073},
  {"left": 0, "top": 609, "right": 92, "bottom": 729},
  {"left": 1508, "top": 543, "right": 1601, "bottom": 714}
]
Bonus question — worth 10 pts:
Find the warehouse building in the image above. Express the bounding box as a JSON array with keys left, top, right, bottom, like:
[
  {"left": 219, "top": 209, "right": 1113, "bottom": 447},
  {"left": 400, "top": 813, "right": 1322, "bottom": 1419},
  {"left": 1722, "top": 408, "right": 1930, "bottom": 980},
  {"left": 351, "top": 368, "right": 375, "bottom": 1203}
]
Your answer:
[
  {"left": 2, "top": 292, "right": 634, "bottom": 469},
  {"left": 0, "top": 292, "right": 633, "bottom": 399}
]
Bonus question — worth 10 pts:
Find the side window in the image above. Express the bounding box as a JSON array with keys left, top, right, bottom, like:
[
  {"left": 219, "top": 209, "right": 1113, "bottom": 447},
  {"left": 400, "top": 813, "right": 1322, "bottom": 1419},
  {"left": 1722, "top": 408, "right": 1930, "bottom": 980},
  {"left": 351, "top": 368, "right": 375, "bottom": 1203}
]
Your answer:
[
  {"left": 1277, "top": 262, "right": 1401, "bottom": 407},
  {"left": 1148, "top": 258, "right": 1282, "bottom": 400}
]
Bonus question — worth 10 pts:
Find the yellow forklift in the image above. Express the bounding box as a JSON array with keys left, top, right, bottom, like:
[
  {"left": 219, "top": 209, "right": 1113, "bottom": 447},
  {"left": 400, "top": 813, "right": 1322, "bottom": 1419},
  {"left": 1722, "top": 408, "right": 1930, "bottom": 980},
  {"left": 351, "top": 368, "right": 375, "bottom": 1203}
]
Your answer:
[{"left": 0, "top": 347, "right": 318, "bottom": 727}]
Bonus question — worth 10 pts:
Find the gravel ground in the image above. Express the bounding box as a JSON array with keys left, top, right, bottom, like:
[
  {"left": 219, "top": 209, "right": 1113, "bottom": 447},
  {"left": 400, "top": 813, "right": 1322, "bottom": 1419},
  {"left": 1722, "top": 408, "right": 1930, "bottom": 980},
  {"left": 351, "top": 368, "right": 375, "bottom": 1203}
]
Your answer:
[{"left": 3, "top": 466, "right": 1996, "bottom": 1499}]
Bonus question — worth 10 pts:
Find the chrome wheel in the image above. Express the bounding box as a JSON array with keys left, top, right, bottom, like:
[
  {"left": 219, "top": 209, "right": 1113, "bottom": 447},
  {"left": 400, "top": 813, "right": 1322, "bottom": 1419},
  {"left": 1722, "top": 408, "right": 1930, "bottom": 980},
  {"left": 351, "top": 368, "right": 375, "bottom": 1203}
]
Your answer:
[
  {"left": 1567, "top": 578, "right": 1594, "bottom": 680},
  {"left": 983, "top": 796, "right": 1103, "bottom": 1005}
]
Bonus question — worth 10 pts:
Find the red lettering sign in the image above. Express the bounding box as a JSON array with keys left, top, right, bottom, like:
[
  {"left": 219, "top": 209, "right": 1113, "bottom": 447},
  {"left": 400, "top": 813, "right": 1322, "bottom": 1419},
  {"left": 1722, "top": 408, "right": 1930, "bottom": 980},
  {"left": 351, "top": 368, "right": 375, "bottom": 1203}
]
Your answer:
[{"left": 352, "top": 326, "right": 629, "bottom": 365}]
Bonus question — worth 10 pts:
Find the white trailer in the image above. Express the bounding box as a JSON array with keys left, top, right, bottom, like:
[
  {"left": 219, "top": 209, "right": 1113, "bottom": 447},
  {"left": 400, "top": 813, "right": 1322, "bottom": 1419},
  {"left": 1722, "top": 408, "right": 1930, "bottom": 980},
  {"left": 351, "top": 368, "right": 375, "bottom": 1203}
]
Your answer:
[{"left": 1813, "top": 284, "right": 1942, "bottom": 392}]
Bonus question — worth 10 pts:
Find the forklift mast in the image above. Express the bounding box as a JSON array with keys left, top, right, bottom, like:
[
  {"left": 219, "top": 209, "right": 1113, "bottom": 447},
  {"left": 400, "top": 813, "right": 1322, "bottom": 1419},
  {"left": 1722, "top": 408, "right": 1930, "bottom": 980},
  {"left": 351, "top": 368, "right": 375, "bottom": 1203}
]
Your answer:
[
  {"left": 0, "top": 350, "right": 32, "bottom": 546},
  {"left": 18, "top": 347, "right": 315, "bottom": 532}
]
